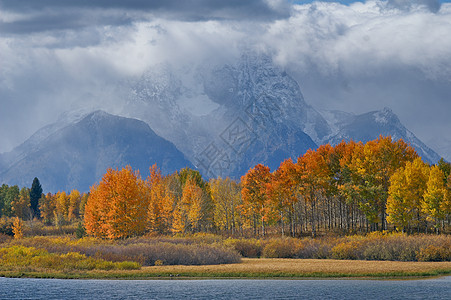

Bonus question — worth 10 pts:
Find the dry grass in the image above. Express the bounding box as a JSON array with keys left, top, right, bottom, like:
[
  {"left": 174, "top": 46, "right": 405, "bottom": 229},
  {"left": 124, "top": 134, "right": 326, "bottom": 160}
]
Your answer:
[
  {"left": 1, "top": 258, "right": 450, "bottom": 279},
  {"left": 142, "top": 258, "right": 451, "bottom": 275},
  {"left": 71, "top": 258, "right": 451, "bottom": 279}
]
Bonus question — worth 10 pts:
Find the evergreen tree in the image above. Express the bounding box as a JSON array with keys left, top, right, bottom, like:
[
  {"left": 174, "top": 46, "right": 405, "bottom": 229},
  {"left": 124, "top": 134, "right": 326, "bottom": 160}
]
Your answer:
[{"left": 30, "top": 177, "right": 42, "bottom": 218}]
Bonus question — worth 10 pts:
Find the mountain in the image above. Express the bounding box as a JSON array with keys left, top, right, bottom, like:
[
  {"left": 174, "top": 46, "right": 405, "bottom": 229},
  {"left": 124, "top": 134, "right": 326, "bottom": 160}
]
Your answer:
[
  {"left": 321, "top": 107, "right": 441, "bottom": 164},
  {"left": 123, "top": 53, "right": 326, "bottom": 177},
  {"left": 0, "top": 111, "right": 192, "bottom": 192}
]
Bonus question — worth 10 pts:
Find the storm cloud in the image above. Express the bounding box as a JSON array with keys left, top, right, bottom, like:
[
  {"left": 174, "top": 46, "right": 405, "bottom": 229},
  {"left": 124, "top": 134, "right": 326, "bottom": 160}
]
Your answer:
[{"left": 1, "top": 0, "right": 450, "bottom": 159}]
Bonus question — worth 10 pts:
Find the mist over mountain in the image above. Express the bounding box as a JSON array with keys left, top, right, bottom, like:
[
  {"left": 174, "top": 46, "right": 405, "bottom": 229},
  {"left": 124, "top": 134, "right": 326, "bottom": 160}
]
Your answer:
[
  {"left": 122, "top": 53, "right": 328, "bottom": 178},
  {"left": 0, "top": 52, "right": 443, "bottom": 192},
  {"left": 0, "top": 111, "right": 192, "bottom": 192}
]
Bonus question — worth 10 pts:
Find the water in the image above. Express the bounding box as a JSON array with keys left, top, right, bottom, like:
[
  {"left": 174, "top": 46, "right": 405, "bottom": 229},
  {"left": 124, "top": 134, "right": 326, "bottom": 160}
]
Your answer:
[{"left": 1, "top": 276, "right": 450, "bottom": 299}]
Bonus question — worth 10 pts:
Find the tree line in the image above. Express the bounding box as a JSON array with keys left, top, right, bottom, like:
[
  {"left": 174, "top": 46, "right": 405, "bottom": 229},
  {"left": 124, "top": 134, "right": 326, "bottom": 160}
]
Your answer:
[{"left": 1, "top": 136, "right": 450, "bottom": 238}]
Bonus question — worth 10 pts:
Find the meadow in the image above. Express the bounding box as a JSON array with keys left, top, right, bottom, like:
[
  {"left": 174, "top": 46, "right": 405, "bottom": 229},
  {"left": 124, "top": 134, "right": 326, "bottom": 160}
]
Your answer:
[{"left": 1, "top": 228, "right": 450, "bottom": 279}]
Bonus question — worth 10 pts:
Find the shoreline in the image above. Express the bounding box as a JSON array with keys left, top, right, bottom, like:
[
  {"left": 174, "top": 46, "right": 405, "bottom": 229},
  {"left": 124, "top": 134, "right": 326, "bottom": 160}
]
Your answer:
[{"left": 2, "top": 258, "right": 450, "bottom": 280}]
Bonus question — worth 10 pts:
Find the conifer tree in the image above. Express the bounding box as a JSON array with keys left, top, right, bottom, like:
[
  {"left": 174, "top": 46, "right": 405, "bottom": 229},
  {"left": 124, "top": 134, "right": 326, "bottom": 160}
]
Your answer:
[{"left": 30, "top": 177, "right": 42, "bottom": 218}]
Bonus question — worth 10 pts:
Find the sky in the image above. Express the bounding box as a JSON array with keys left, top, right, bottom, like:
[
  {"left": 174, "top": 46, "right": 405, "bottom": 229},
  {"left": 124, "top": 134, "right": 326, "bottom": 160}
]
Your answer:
[{"left": 1, "top": 0, "right": 451, "bottom": 159}]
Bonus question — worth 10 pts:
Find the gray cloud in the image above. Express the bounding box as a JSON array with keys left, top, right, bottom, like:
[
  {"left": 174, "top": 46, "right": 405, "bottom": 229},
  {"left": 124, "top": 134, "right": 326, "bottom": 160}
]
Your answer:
[
  {"left": 387, "top": 0, "right": 441, "bottom": 12},
  {"left": 0, "top": 0, "right": 451, "bottom": 159},
  {"left": 0, "top": 0, "right": 291, "bottom": 35}
]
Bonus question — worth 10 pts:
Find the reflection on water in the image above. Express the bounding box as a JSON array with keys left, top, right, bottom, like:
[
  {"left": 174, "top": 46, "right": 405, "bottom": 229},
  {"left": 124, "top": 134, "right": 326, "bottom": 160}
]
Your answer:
[{"left": 0, "top": 276, "right": 450, "bottom": 299}]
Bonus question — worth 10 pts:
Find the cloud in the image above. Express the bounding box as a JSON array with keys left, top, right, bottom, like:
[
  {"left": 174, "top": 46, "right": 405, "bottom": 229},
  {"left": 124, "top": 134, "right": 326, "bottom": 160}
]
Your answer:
[
  {"left": 0, "top": 0, "right": 291, "bottom": 36},
  {"left": 387, "top": 0, "right": 441, "bottom": 12},
  {"left": 0, "top": 0, "right": 450, "bottom": 158}
]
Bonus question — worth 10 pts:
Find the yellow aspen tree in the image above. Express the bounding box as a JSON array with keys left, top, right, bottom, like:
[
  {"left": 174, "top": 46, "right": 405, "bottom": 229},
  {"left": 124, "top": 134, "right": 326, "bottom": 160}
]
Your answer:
[
  {"left": 55, "top": 191, "right": 70, "bottom": 225},
  {"left": 210, "top": 177, "right": 242, "bottom": 234},
  {"left": 11, "top": 187, "right": 31, "bottom": 220},
  {"left": 147, "top": 164, "right": 175, "bottom": 234},
  {"left": 387, "top": 157, "right": 429, "bottom": 232},
  {"left": 39, "top": 192, "right": 56, "bottom": 225},
  {"left": 443, "top": 174, "right": 451, "bottom": 219},
  {"left": 79, "top": 193, "right": 89, "bottom": 217},
  {"left": 422, "top": 165, "right": 447, "bottom": 233},
  {"left": 351, "top": 136, "right": 418, "bottom": 231},
  {"left": 68, "top": 189, "right": 81, "bottom": 222},
  {"left": 12, "top": 217, "right": 24, "bottom": 239},
  {"left": 185, "top": 178, "right": 203, "bottom": 232},
  {"left": 171, "top": 206, "right": 185, "bottom": 234}
]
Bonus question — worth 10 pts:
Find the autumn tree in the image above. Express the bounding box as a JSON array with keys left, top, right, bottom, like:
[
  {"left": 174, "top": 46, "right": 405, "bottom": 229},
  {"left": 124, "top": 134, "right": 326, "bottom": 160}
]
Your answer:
[
  {"left": 241, "top": 164, "right": 271, "bottom": 236},
  {"left": 55, "top": 191, "right": 70, "bottom": 225},
  {"left": 210, "top": 177, "right": 242, "bottom": 235},
  {"left": 0, "top": 184, "right": 19, "bottom": 217},
  {"left": 172, "top": 177, "right": 204, "bottom": 233},
  {"left": 12, "top": 217, "right": 24, "bottom": 239},
  {"left": 147, "top": 164, "right": 175, "bottom": 234},
  {"left": 68, "top": 190, "right": 81, "bottom": 221},
  {"left": 84, "top": 166, "right": 149, "bottom": 239},
  {"left": 422, "top": 166, "right": 448, "bottom": 233},
  {"left": 39, "top": 192, "right": 56, "bottom": 225},
  {"left": 331, "top": 140, "right": 365, "bottom": 232},
  {"left": 79, "top": 193, "right": 89, "bottom": 217},
  {"left": 297, "top": 145, "right": 333, "bottom": 237},
  {"left": 350, "top": 136, "right": 418, "bottom": 231},
  {"left": 11, "top": 187, "right": 31, "bottom": 220},
  {"left": 267, "top": 158, "right": 300, "bottom": 236},
  {"left": 386, "top": 157, "right": 429, "bottom": 232}
]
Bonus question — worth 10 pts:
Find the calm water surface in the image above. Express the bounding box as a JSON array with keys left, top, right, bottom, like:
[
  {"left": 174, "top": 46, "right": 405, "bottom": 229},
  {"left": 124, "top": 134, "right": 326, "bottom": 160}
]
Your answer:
[{"left": 1, "top": 276, "right": 450, "bottom": 299}]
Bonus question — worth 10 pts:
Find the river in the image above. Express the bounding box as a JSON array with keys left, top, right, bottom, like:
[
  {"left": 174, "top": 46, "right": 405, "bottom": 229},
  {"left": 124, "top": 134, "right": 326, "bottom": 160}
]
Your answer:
[{"left": 1, "top": 276, "right": 450, "bottom": 299}]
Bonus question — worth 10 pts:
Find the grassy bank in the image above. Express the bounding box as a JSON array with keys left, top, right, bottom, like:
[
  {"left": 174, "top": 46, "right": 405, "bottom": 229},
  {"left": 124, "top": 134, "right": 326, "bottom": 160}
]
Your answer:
[
  {"left": 1, "top": 258, "right": 450, "bottom": 279},
  {"left": 1, "top": 233, "right": 450, "bottom": 279}
]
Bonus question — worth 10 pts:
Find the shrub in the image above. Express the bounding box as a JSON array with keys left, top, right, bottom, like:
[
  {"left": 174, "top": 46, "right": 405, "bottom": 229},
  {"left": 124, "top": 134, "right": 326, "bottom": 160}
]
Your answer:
[
  {"left": 154, "top": 259, "right": 164, "bottom": 266},
  {"left": 0, "top": 245, "right": 141, "bottom": 271},
  {"left": 331, "top": 241, "right": 361, "bottom": 260},
  {"left": 224, "top": 238, "right": 262, "bottom": 258},
  {"left": 262, "top": 238, "right": 299, "bottom": 258},
  {"left": 417, "top": 245, "right": 451, "bottom": 262},
  {"left": 295, "top": 237, "right": 337, "bottom": 259},
  {"left": 0, "top": 233, "right": 11, "bottom": 244},
  {"left": 0, "top": 217, "right": 14, "bottom": 236}
]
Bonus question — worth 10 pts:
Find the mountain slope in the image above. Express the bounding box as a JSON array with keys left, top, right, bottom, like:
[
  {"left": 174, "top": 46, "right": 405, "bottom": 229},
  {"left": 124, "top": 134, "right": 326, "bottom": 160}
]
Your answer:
[
  {"left": 322, "top": 107, "right": 441, "bottom": 163},
  {"left": 0, "top": 111, "right": 192, "bottom": 192}
]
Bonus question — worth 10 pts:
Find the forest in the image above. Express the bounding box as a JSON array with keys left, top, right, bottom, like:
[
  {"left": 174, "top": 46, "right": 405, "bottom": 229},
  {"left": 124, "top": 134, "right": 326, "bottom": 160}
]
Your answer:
[{"left": 0, "top": 135, "right": 450, "bottom": 239}]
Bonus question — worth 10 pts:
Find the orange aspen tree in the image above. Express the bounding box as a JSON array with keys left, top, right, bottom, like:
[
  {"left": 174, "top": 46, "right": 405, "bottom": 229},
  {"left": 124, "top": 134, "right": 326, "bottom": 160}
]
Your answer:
[
  {"left": 241, "top": 164, "right": 271, "bottom": 236},
  {"left": 267, "top": 158, "right": 300, "bottom": 236},
  {"left": 297, "top": 146, "right": 332, "bottom": 237},
  {"left": 84, "top": 166, "right": 150, "bottom": 239}
]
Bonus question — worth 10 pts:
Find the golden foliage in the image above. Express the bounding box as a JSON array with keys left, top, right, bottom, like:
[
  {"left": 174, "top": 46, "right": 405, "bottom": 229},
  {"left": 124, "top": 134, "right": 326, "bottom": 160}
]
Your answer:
[{"left": 84, "top": 166, "right": 149, "bottom": 239}]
